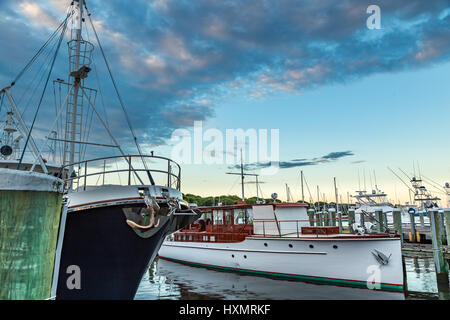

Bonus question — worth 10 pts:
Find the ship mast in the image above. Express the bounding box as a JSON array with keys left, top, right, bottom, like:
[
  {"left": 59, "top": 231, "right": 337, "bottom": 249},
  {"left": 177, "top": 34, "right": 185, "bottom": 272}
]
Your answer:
[
  {"left": 226, "top": 149, "right": 259, "bottom": 202},
  {"left": 65, "top": 0, "right": 86, "bottom": 185}
]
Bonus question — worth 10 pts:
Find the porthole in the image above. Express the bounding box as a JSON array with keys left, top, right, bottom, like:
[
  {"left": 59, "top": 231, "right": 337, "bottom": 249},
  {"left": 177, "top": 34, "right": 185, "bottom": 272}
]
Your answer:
[
  {"left": 309, "top": 244, "right": 314, "bottom": 249},
  {"left": 244, "top": 255, "right": 247, "bottom": 259},
  {"left": 264, "top": 243, "right": 268, "bottom": 247},
  {"left": 333, "top": 245, "right": 338, "bottom": 249},
  {"left": 232, "top": 254, "right": 235, "bottom": 258},
  {"left": 289, "top": 244, "right": 293, "bottom": 248}
]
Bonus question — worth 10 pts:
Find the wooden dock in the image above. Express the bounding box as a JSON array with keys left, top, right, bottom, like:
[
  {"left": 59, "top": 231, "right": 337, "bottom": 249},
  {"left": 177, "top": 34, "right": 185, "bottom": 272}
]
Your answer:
[{"left": 402, "top": 243, "right": 450, "bottom": 259}]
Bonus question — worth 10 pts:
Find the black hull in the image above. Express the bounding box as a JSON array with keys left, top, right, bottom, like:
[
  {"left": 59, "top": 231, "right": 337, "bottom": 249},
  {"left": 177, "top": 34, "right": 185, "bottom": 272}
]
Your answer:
[{"left": 56, "top": 204, "right": 168, "bottom": 300}]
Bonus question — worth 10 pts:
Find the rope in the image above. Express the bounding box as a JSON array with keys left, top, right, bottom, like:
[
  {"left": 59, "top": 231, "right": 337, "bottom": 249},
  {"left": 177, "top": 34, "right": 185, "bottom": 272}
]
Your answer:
[
  {"left": 85, "top": 4, "right": 155, "bottom": 186},
  {"left": 17, "top": 13, "right": 70, "bottom": 170}
]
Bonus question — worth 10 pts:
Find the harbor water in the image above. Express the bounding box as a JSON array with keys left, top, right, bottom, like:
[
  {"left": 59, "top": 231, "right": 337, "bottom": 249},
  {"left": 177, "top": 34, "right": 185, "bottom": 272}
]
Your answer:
[{"left": 135, "top": 256, "right": 450, "bottom": 300}]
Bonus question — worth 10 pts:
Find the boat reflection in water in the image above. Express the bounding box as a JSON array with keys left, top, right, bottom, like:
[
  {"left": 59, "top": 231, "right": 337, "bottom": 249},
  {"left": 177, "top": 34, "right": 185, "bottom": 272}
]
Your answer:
[{"left": 135, "top": 257, "right": 405, "bottom": 300}]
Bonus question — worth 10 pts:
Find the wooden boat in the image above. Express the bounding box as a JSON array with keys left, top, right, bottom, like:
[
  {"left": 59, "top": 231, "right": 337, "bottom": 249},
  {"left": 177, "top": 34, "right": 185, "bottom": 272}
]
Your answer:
[{"left": 159, "top": 202, "right": 405, "bottom": 292}]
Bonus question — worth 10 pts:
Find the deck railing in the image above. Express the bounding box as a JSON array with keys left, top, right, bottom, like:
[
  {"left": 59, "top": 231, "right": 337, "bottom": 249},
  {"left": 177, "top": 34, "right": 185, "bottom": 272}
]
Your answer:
[
  {"left": 59, "top": 154, "right": 181, "bottom": 191},
  {"left": 254, "top": 217, "right": 352, "bottom": 237}
]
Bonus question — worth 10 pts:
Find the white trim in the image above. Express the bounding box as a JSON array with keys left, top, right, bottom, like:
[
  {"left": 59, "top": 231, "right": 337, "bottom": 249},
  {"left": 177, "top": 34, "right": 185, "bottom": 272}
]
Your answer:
[
  {"left": 0, "top": 168, "right": 63, "bottom": 192},
  {"left": 246, "top": 236, "right": 400, "bottom": 241},
  {"left": 162, "top": 243, "right": 327, "bottom": 255},
  {"left": 50, "top": 204, "right": 68, "bottom": 298}
]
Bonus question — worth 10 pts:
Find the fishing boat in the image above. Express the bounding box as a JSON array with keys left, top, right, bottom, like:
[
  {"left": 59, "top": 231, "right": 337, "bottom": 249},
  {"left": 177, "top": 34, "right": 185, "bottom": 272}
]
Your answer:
[
  {"left": 53, "top": 0, "right": 200, "bottom": 299},
  {"left": 0, "top": 89, "right": 64, "bottom": 299},
  {"left": 2, "top": 0, "right": 199, "bottom": 299},
  {"left": 352, "top": 188, "right": 406, "bottom": 228}
]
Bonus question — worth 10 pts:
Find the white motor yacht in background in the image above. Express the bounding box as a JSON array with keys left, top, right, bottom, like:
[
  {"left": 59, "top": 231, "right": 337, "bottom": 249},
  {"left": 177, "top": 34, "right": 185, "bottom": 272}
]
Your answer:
[{"left": 159, "top": 170, "right": 404, "bottom": 292}]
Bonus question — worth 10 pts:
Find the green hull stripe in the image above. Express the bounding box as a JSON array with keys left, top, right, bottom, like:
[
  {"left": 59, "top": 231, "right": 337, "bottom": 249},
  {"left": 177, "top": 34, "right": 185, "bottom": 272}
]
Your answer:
[{"left": 160, "top": 256, "right": 404, "bottom": 292}]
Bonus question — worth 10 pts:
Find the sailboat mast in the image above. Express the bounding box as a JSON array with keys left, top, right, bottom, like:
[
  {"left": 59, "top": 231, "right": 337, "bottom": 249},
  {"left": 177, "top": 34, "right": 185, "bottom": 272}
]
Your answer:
[
  {"left": 256, "top": 175, "right": 259, "bottom": 202},
  {"left": 334, "top": 177, "right": 339, "bottom": 214},
  {"left": 301, "top": 170, "right": 304, "bottom": 203},
  {"left": 240, "top": 149, "right": 245, "bottom": 202},
  {"left": 317, "top": 185, "right": 320, "bottom": 211}
]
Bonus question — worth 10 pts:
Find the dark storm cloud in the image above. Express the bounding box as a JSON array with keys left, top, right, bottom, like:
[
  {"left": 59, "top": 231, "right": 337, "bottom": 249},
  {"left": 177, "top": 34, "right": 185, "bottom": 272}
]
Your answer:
[{"left": 1, "top": 0, "right": 450, "bottom": 149}]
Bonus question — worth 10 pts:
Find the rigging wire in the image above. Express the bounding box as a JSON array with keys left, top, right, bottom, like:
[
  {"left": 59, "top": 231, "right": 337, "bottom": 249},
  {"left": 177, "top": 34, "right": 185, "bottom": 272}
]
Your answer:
[
  {"left": 52, "top": 81, "right": 64, "bottom": 162},
  {"left": 84, "top": 4, "right": 155, "bottom": 185},
  {"left": 420, "top": 173, "right": 445, "bottom": 190},
  {"left": 17, "top": 13, "right": 70, "bottom": 170},
  {"left": 82, "top": 21, "right": 114, "bottom": 173},
  {"left": 11, "top": 14, "right": 72, "bottom": 87},
  {"left": 19, "top": 35, "right": 60, "bottom": 119},
  {"left": 227, "top": 176, "right": 241, "bottom": 196},
  {"left": 302, "top": 172, "right": 316, "bottom": 210},
  {"left": 0, "top": 93, "right": 4, "bottom": 116}
]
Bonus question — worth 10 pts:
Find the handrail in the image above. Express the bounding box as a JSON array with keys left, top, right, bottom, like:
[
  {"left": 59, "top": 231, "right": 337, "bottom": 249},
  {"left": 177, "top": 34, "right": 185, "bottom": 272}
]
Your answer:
[
  {"left": 59, "top": 154, "right": 181, "bottom": 172},
  {"left": 59, "top": 154, "right": 182, "bottom": 191}
]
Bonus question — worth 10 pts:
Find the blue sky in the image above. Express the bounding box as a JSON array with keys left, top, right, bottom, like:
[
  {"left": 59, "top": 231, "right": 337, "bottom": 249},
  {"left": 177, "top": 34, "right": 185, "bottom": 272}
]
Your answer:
[{"left": 1, "top": 0, "right": 449, "bottom": 203}]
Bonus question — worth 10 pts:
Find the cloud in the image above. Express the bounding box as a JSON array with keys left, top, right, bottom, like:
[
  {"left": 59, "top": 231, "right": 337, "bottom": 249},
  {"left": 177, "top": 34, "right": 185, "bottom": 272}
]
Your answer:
[
  {"left": 229, "top": 151, "right": 355, "bottom": 171},
  {"left": 17, "top": 1, "right": 59, "bottom": 30},
  {"left": 1, "top": 0, "right": 450, "bottom": 150}
]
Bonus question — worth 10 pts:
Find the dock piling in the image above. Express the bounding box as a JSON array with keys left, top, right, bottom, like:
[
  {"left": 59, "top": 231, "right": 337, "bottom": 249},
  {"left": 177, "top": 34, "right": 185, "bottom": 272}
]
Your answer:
[
  {"left": 348, "top": 209, "right": 355, "bottom": 233},
  {"left": 444, "top": 209, "right": 450, "bottom": 247},
  {"left": 307, "top": 209, "right": 315, "bottom": 227},
  {"left": 337, "top": 211, "right": 343, "bottom": 233},
  {"left": 316, "top": 212, "right": 322, "bottom": 226},
  {"left": 393, "top": 208, "right": 403, "bottom": 242},
  {"left": 376, "top": 210, "right": 384, "bottom": 233},
  {"left": 438, "top": 209, "right": 447, "bottom": 246},
  {"left": 328, "top": 208, "right": 336, "bottom": 227},
  {"left": 409, "top": 210, "right": 417, "bottom": 243},
  {"left": 419, "top": 211, "right": 425, "bottom": 228},
  {"left": 429, "top": 209, "right": 449, "bottom": 277},
  {"left": 330, "top": 211, "right": 336, "bottom": 227},
  {"left": 323, "top": 211, "right": 329, "bottom": 226}
]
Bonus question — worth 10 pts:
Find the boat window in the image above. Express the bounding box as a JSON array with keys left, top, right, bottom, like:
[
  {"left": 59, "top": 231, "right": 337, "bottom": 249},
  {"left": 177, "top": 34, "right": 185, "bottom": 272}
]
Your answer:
[
  {"left": 224, "top": 210, "right": 232, "bottom": 225},
  {"left": 203, "top": 212, "right": 212, "bottom": 225},
  {"left": 234, "top": 209, "right": 247, "bottom": 224},
  {"left": 214, "top": 212, "right": 224, "bottom": 225}
]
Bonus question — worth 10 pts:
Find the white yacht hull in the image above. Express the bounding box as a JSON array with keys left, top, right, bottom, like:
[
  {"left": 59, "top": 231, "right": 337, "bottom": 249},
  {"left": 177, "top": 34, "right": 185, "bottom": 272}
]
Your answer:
[{"left": 159, "top": 236, "right": 404, "bottom": 291}]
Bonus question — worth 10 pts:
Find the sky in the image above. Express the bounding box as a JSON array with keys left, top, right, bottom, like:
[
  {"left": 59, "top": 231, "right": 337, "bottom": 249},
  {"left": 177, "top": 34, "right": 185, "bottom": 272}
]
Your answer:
[{"left": 0, "top": 0, "right": 449, "bottom": 204}]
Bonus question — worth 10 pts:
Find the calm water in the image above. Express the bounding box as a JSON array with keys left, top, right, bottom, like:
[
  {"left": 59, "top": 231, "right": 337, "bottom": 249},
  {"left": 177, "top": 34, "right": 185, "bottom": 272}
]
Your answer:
[{"left": 135, "top": 256, "right": 450, "bottom": 300}]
